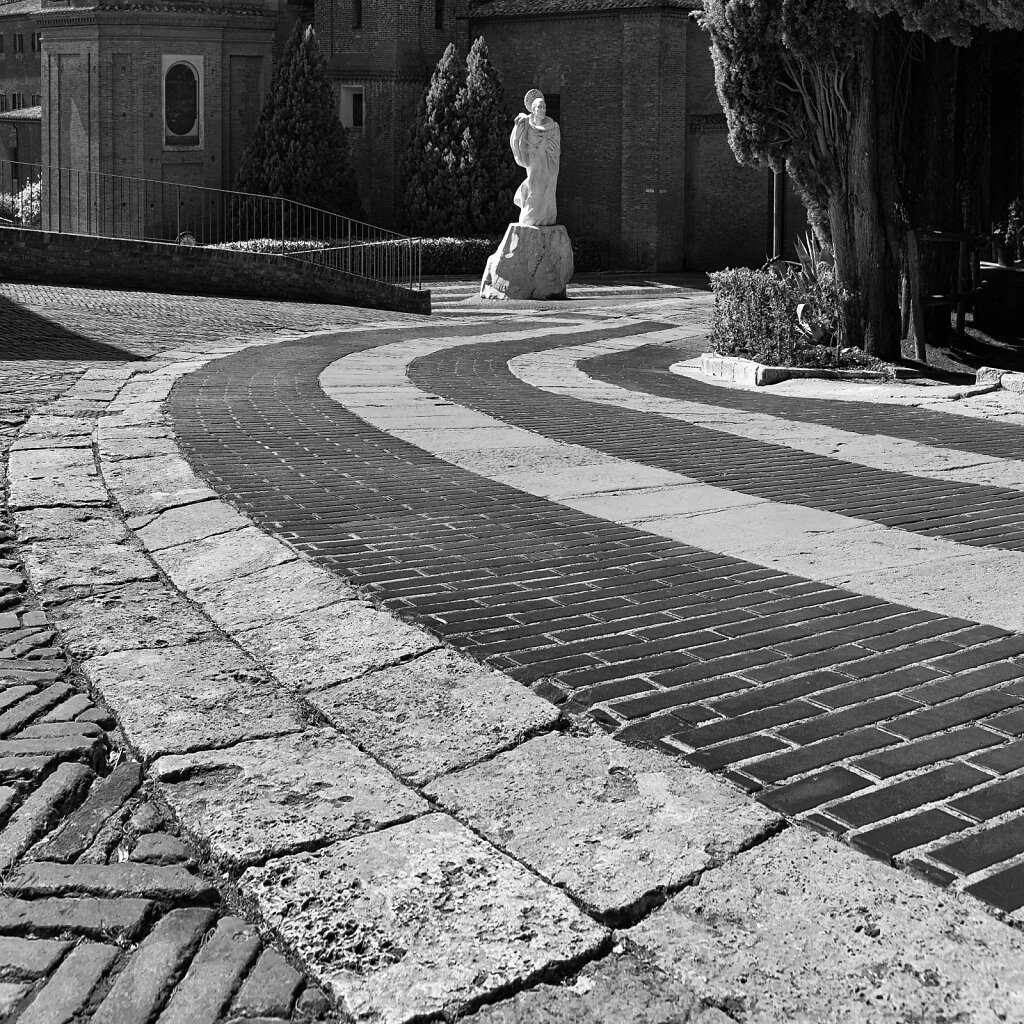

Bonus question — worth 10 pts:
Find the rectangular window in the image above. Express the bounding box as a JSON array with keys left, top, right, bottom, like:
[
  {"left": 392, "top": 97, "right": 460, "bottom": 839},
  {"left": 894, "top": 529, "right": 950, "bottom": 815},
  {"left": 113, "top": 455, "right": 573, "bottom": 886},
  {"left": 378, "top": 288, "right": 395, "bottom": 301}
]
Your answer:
[
  {"left": 13, "top": 34, "right": 23, "bottom": 54},
  {"left": 31, "top": 93, "right": 40, "bottom": 106},
  {"left": 545, "top": 94, "right": 560, "bottom": 123},
  {"left": 340, "top": 86, "right": 364, "bottom": 129},
  {"left": 352, "top": 0, "right": 361, "bottom": 28},
  {"left": 435, "top": 0, "right": 444, "bottom": 30},
  {"left": 0, "top": 36, "right": 5, "bottom": 55},
  {"left": 0, "top": 95, "right": 6, "bottom": 112},
  {"left": 31, "top": 32, "right": 41, "bottom": 52},
  {"left": 11, "top": 92, "right": 21, "bottom": 109}
]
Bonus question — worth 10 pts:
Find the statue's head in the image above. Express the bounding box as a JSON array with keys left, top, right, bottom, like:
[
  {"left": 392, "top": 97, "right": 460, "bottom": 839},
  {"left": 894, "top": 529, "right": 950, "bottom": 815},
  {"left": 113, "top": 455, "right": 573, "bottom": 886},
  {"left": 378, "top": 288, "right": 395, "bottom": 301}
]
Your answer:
[{"left": 524, "top": 89, "right": 545, "bottom": 118}]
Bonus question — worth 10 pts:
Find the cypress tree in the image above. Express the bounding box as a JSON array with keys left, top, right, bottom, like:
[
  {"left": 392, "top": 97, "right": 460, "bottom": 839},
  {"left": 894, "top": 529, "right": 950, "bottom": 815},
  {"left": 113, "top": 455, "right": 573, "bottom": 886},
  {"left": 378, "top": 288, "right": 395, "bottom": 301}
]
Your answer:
[
  {"left": 400, "top": 43, "right": 470, "bottom": 235},
  {"left": 234, "top": 23, "right": 360, "bottom": 228},
  {"left": 456, "top": 36, "right": 518, "bottom": 236}
]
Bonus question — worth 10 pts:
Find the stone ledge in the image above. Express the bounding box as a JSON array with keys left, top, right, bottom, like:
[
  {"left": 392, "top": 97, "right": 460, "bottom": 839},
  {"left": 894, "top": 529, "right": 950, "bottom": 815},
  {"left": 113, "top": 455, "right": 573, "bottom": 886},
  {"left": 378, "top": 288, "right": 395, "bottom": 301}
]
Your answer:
[
  {"left": 977, "top": 366, "right": 1024, "bottom": 394},
  {"left": 696, "top": 352, "right": 901, "bottom": 387}
]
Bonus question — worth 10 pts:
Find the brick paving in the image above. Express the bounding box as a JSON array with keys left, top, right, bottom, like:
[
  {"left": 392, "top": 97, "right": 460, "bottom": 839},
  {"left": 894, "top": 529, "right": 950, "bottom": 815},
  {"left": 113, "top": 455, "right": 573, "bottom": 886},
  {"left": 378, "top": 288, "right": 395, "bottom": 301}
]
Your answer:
[
  {"left": 0, "top": 282, "right": 397, "bottom": 1023},
  {"left": 170, "top": 320, "right": 1024, "bottom": 917}
]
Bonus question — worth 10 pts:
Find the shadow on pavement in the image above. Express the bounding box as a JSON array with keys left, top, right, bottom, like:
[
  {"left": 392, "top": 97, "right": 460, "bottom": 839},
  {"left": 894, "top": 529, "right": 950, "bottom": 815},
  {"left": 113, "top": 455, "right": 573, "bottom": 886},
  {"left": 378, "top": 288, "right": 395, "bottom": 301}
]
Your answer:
[{"left": 0, "top": 295, "right": 145, "bottom": 362}]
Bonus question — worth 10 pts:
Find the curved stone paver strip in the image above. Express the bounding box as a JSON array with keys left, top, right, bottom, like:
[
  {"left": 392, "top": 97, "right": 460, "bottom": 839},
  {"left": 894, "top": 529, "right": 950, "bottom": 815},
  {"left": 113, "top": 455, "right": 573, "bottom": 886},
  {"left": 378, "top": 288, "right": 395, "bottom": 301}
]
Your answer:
[
  {"left": 323, "top": 337, "right": 1024, "bottom": 631},
  {"left": 424, "top": 729, "right": 779, "bottom": 922},
  {"left": 241, "top": 813, "right": 610, "bottom": 1024},
  {"left": 626, "top": 827, "right": 1024, "bottom": 1024},
  {"left": 586, "top": 339, "right": 1024, "bottom": 456},
  {"left": 513, "top": 340, "right": 1024, "bottom": 491}
]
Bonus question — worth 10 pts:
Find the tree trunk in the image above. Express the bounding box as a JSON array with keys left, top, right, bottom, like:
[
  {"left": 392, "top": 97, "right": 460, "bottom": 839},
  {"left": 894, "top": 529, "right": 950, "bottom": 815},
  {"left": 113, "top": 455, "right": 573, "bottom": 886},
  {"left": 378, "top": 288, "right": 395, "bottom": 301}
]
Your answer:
[{"left": 830, "top": 21, "right": 902, "bottom": 359}]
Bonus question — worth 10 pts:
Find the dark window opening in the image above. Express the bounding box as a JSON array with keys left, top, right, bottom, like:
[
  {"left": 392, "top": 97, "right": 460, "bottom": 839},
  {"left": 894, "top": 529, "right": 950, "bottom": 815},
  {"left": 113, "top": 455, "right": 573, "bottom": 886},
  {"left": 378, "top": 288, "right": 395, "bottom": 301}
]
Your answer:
[
  {"left": 352, "top": 0, "right": 362, "bottom": 28},
  {"left": 545, "top": 93, "right": 560, "bottom": 123},
  {"left": 13, "top": 34, "right": 24, "bottom": 54},
  {"left": 165, "top": 62, "right": 199, "bottom": 146},
  {"left": 351, "top": 91, "right": 363, "bottom": 129},
  {"left": 435, "top": 0, "right": 443, "bottom": 30}
]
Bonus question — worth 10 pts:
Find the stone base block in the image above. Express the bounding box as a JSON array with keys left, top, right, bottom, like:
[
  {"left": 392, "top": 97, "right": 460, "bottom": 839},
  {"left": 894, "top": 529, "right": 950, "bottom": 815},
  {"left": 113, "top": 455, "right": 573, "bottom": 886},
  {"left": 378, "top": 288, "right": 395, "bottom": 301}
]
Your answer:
[{"left": 480, "top": 224, "right": 574, "bottom": 301}]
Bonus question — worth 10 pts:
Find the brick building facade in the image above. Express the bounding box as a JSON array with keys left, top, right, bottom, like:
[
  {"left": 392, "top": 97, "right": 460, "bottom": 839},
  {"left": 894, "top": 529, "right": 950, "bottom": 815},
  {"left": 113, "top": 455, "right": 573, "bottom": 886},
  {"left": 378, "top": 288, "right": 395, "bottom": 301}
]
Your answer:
[
  {"left": 0, "top": 0, "right": 43, "bottom": 196},
  {"left": 5, "top": 0, "right": 1019, "bottom": 271}
]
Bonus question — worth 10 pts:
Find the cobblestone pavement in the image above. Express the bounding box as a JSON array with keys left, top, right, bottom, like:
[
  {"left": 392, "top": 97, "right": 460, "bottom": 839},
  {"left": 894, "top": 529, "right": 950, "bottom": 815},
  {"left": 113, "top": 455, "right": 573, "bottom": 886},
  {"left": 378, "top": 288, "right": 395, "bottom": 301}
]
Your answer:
[
  {"left": 0, "top": 282, "right": 418, "bottom": 1023},
  {"left": 6, "top": 278, "right": 1024, "bottom": 1023},
  {"left": 170, "top": 312, "right": 1024, "bottom": 916}
]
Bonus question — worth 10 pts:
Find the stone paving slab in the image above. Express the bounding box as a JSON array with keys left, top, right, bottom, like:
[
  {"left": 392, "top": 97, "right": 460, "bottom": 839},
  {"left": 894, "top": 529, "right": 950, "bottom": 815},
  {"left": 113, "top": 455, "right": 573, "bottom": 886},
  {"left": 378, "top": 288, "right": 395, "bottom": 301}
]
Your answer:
[
  {"left": 149, "top": 526, "right": 297, "bottom": 592},
  {"left": 234, "top": 602, "right": 438, "bottom": 694},
  {"left": 463, "top": 945, "right": 707, "bottom": 1024},
  {"left": 130, "top": 498, "right": 254, "bottom": 550},
  {"left": 310, "top": 648, "right": 561, "bottom": 785},
  {"left": 241, "top": 813, "right": 609, "bottom": 1024},
  {"left": 81, "top": 640, "right": 304, "bottom": 763},
  {"left": 627, "top": 827, "right": 1024, "bottom": 1023},
  {"left": 46, "top": 582, "right": 217, "bottom": 659},
  {"left": 189, "top": 558, "right": 360, "bottom": 633},
  {"left": 152, "top": 729, "right": 428, "bottom": 870},
  {"left": 425, "top": 729, "right": 779, "bottom": 922},
  {"left": 6, "top": 449, "right": 107, "bottom": 510},
  {"left": 99, "top": 454, "right": 219, "bottom": 517}
]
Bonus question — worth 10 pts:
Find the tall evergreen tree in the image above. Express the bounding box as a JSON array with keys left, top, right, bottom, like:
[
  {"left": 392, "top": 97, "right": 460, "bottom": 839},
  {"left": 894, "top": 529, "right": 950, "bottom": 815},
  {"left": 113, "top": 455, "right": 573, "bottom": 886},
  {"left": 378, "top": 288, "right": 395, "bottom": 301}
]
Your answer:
[
  {"left": 400, "top": 43, "right": 470, "bottom": 235},
  {"left": 455, "top": 36, "right": 518, "bottom": 236},
  {"left": 234, "top": 23, "right": 360, "bottom": 226},
  {"left": 701, "top": 0, "right": 1024, "bottom": 357}
]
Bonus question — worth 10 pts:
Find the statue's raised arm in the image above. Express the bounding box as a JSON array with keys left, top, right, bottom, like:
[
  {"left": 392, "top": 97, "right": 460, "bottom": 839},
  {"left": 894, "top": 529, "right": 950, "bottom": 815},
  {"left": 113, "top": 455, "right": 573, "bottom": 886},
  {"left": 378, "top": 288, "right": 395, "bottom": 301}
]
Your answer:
[{"left": 511, "top": 89, "right": 560, "bottom": 227}]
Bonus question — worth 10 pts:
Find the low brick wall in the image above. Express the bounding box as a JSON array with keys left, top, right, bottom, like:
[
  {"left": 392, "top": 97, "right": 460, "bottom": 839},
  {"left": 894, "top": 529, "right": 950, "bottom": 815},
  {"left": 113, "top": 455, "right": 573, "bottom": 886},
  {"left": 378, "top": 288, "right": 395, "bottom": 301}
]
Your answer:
[{"left": 0, "top": 227, "right": 431, "bottom": 315}]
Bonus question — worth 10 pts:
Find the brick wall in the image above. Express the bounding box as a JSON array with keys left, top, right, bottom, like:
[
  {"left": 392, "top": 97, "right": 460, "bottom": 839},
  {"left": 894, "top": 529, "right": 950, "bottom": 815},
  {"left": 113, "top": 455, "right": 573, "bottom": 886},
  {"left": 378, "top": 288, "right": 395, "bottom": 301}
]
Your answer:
[{"left": 0, "top": 225, "right": 430, "bottom": 313}]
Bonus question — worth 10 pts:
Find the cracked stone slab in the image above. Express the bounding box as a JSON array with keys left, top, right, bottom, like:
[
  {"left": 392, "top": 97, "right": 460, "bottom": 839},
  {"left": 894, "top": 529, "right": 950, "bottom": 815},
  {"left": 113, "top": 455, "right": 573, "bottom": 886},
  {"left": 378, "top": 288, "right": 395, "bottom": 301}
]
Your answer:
[
  {"left": 312, "top": 649, "right": 560, "bottom": 785},
  {"left": 425, "top": 731, "right": 779, "bottom": 920},
  {"left": 626, "top": 828, "right": 1024, "bottom": 1023},
  {"left": 152, "top": 729, "right": 427, "bottom": 870},
  {"left": 190, "top": 559, "right": 359, "bottom": 632},
  {"left": 14, "top": 507, "right": 128, "bottom": 545},
  {"left": 17, "top": 415, "right": 94, "bottom": 439},
  {"left": 151, "top": 527, "right": 296, "bottom": 592},
  {"left": 241, "top": 813, "right": 608, "bottom": 1024},
  {"left": 99, "top": 435, "right": 183, "bottom": 461},
  {"left": 234, "top": 602, "right": 436, "bottom": 694},
  {"left": 17, "top": 539, "right": 157, "bottom": 594},
  {"left": 7, "top": 448, "right": 107, "bottom": 509},
  {"left": 130, "top": 500, "right": 251, "bottom": 552},
  {"left": 464, "top": 945, "right": 704, "bottom": 1023},
  {"left": 81, "top": 640, "right": 303, "bottom": 763},
  {"left": 101, "top": 404, "right": 169, "bottom": 429},
  {"left": 46, "top": 583, "right": 215, "bottom": 660},
  {"left": 101, "top": 455, "right": 218, "bottom": 518}
]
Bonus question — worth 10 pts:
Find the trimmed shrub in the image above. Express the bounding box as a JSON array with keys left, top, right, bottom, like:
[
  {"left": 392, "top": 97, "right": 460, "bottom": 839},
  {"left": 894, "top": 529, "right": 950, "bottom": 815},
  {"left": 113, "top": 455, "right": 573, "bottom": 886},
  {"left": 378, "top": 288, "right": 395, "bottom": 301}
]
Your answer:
[
  {"left": 420, "top": 237, "right": 498, "bottom": 275},
  {"left": 709, "top": 267, "right": 802, "bottom": 366}
]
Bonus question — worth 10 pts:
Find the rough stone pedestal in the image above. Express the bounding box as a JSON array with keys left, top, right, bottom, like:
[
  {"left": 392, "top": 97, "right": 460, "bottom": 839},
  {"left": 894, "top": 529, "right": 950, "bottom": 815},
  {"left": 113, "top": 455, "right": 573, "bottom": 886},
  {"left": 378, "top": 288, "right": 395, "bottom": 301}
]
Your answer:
[{"left": 480, "top": 224, "right": 574, "bottom": 301}]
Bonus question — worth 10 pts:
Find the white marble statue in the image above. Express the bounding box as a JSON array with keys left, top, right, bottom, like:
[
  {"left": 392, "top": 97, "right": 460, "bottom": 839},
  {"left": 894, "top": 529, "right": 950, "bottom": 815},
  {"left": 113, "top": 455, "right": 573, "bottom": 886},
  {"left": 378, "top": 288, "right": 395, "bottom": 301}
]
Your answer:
[{"left": 511, "top": 89, "right": 560, "bottom": 227}]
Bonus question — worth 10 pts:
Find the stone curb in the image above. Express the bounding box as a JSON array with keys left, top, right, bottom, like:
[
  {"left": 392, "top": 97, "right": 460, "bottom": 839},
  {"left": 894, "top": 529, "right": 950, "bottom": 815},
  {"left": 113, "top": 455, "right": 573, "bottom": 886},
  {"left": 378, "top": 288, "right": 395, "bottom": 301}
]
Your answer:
[
  {"left": 977, "top": 365, "right": 1024, "bottom": 394},
  {"left": 697, "top": 352, "right": 1000, "bottom": 397}
]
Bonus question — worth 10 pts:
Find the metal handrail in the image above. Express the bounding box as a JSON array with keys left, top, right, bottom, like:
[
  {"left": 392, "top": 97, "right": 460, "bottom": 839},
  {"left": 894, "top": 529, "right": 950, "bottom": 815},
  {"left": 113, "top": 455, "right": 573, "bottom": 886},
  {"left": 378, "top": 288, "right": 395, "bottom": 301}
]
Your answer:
[{"left": 0, "top": 159, "right": 422, "bottom": 290}]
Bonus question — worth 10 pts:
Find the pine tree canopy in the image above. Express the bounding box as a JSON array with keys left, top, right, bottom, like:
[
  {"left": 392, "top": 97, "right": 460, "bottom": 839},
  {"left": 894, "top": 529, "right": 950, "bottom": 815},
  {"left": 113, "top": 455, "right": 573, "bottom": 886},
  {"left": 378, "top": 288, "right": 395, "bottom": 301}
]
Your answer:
[{"left": 234, "top": 23, "right": 360, "bottom": 222}]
